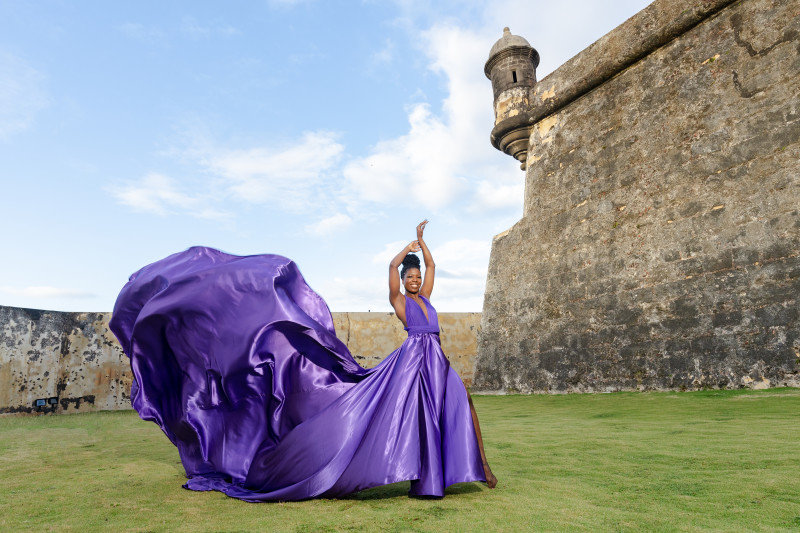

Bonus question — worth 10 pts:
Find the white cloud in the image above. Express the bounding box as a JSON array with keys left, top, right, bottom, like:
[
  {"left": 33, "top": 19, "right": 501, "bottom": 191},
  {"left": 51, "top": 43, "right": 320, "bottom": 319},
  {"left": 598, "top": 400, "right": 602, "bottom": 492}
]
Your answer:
[
  {"left": 342, "top": 22, "right": 520, "bottom": 214},
  {"left": 428, "top": 277, "right": 486, "bottom": 311},
  {"left": 425, "top": 239, "right": 491, "bottom": 311},
  {"left": 110, "top": 130, "right": 344, "bottom": 217},
  {"left": 372, "top": 240, "right": 413, "bottom": 265},
  {"left": 268, "top": 0, "right": 315, "bottom": 7},
  {"left": 109, "top": 172, "right": 230, "bottom": 220},
  {"left": 316, "top": 276, "right": 388, "bottom": 312},
  {"left": 370, "top": 39, "right": 395, "bottom": 65},
  {"left": 305, "top": 213, "right": 353, "bottom": 236},
  {"left": 473, "top": 180, "right": 525, "bottom": 210},
  {"left": 431, "top": 239, "right": 491, "bottom": 278},
  {"left": 324, "top": 238, "right": 491, "bottom": 312},
  {"left": 180, "top": 17, "right": 241, "bottom": 39},
  {"left": 0, "top": 286, "right": 95, "bottom": 299},
  {"left": 117, "top": 22, "right": 167, "bottom": 46},
  {"left": 343, "top": 103, "right": 466, "bottom": 210},
  {"left": 0, "top": 51, "right": 48, "bottom": 140},
  {"left": 200, "top": 130, "right": 344, "bottom": 210}
]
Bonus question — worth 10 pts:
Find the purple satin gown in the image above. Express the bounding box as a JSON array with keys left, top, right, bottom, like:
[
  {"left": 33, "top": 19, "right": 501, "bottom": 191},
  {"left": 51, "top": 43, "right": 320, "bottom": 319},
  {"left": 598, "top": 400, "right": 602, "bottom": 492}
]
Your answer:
[{"left": 109, "top": 246, "right": 485, "bottom": 501}]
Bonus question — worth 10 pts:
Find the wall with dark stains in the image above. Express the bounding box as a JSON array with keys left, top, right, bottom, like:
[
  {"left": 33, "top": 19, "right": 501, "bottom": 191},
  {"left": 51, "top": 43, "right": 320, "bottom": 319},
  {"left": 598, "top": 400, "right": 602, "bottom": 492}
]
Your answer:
[
  {"left": 476, "top": 0, "right": 800, "bottom": 392},
  {"left": 0, "top": 305, "right": 480, "bottom": 415},
  {"left": 0, "top": 306, "right": 130, "bottom": 415}
]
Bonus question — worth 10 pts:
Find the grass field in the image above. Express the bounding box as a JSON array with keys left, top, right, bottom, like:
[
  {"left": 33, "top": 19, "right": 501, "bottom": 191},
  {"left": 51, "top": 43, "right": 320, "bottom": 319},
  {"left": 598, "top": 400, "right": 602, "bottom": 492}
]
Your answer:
[{"left": 1, "top": 389, "right": 799, "bottom": 532}]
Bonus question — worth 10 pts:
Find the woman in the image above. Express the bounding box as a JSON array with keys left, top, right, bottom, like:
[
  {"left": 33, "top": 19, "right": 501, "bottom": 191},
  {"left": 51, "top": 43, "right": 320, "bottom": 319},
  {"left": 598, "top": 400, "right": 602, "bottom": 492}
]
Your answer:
[
  {"left": 389, "top": 220, "right": 497, "bottom": 489},
  {"left": 109, "top": 224, "right": 494, "bottom": 502}
]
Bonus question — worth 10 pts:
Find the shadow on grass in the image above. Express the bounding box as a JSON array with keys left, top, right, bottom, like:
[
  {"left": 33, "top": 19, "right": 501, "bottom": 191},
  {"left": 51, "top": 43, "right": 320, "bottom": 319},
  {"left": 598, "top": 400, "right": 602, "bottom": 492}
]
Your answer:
[{"left": 346, "top": 480, "right": 483, "bottom": 500}]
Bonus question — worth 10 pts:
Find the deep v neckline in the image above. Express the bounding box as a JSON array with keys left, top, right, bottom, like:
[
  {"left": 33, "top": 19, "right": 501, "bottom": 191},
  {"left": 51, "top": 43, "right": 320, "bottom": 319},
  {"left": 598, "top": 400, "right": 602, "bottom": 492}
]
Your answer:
[{"left": 407, "top": 294, "right": 430, "bottom": 323}]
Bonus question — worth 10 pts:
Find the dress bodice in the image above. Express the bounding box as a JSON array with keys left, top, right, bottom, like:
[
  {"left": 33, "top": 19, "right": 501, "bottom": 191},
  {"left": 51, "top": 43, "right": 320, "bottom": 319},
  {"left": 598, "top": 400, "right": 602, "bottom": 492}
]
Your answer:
[{"left": 404, "top": 295, "right": 440, "bottom": 335}]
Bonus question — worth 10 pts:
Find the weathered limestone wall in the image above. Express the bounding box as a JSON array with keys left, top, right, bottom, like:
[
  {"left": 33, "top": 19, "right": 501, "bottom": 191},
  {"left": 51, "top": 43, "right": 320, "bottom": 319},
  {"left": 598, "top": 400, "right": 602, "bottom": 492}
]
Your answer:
[
  {"left": 476, "top": 0, "right": 800, "bottom": 392},
  {"left": 0, "top": 305, "right": 480, "bottom": 415},
  {"left": 0, "top": 306, "right": 130, "bottom": 415}
]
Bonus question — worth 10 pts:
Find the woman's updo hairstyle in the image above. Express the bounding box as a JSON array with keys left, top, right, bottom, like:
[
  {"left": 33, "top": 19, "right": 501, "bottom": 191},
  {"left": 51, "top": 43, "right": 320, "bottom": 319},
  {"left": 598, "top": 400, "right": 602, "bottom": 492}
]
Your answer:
[{"left": 400, "top": 253, "right": 421, "bottom": 280}]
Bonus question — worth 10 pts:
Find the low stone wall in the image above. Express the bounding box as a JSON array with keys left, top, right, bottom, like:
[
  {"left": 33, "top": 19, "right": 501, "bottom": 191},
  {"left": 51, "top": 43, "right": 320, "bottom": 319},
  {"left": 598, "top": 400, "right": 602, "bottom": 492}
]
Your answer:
[
  {"left": 0, "top": 305, "right": 480, "bottom": 415},
  {"left": 0, "top": 307, "right": 128, "bottom": 416}
]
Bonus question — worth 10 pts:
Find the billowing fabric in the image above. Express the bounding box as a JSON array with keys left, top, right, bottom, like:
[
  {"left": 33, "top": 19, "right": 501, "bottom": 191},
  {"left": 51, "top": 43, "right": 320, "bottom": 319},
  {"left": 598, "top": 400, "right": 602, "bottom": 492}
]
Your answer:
[{"left": 109, "top": 246, "right": 485, "bottom": 501}]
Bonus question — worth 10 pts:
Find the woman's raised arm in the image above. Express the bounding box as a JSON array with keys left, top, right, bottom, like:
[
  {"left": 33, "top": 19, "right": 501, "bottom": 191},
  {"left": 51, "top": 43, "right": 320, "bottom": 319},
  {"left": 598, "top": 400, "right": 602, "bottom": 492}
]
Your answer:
[
  {"left": 417, "top": 220, "right": 435, "bottom": 299},
  {"left": 389, "top": 241, "right": 419, "bottom": 310}
]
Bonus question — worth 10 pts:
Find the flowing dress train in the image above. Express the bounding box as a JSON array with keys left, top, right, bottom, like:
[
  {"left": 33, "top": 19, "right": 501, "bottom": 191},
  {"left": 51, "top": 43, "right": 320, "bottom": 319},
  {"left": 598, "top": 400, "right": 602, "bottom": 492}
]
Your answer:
[{"left": 109, "top": 246, "right": 485, "bottom": 501}]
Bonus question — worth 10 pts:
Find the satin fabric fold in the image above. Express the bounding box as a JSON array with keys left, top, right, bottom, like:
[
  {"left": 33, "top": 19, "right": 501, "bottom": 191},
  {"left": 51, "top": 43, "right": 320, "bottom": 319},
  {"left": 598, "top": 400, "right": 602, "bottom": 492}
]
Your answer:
[{"left": 110, "top": 246, "right": 484, "bottom": 501}]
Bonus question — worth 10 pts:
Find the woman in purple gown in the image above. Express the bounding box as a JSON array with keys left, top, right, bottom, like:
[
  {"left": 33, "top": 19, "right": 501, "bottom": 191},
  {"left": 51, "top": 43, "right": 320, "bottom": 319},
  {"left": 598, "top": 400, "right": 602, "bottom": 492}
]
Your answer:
[
  {"left": 388, "top": 220, "right": 497, "bottom": 490},
  {"left": 109, "top": 221, "right": 496, "bottom": 501}
]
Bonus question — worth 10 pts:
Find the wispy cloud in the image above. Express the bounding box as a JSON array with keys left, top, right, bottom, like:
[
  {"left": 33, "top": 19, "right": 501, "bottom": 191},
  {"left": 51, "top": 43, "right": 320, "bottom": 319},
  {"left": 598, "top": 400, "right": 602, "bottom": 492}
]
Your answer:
[
  {"left": 473, "top": 181, "right": 525, "bottom": 210},
  {"left": 305, "top": 213, "right": 353, "bottom": 237},
  {"left": 371, "top": 241, "right": 410, "bottom": 267},
  {"left": 0, "top": 286, "right": 95, "bottom": 299},
  {"left": 351, "top": 238, "right": 491, "bottom": 311},
  {"left": 343, "top": 103, "right": 466, "bottom": 210},
  {"left": 315, "top": 275, "right": 387, "bottom": 312},
  {"left": 370, "top": 38, "right": 395, "bottom": 65},
  {"left": 118, "top": 19, "right": 240, "bottom": 44},
  {"left": 0, "top": 51, "right": 48, "bottom": 140},
  {"left": 180, "top": 17, "right": 241, "bottom": 39},
  {"left": 110, "top": 130, "right": 344, "bottom": 217},
  {"left": 426, "top": 238, "right": 490, "bottom": 311},
  {"left": 199, "top": 130, "right": 344, "bottom": 210},
  {"left": 431, "top": 239, "right": 491, "bottom": 279},
  {"left": 267, "top": 0, "right": 316, "bottom": 6},
  {"left": 108, "top": 172, "right": 230, "bottom": 220},
  {"left": 116, "top": 22, "right": 167, "bottom": 46}
]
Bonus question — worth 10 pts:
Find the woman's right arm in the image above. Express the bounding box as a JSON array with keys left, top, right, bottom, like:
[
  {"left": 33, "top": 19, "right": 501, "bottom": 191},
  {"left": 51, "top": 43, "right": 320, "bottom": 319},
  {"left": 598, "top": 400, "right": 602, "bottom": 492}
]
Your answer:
[{"left": 389, "top": 241, "right": 419, "bottom": 313}]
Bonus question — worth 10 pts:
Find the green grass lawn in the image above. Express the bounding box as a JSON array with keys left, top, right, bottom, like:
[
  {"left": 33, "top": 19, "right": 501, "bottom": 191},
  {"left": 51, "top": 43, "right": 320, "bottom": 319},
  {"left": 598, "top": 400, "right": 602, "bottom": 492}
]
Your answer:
[{"left": 1, "top": 389, "right": 799, "bottom": 532}]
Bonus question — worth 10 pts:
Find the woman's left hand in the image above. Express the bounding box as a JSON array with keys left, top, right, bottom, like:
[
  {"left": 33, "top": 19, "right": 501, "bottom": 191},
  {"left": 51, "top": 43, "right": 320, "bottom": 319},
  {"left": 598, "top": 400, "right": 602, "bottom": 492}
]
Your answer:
[{"left": 416, "top": 220, "right": 428, "bottom": 242}]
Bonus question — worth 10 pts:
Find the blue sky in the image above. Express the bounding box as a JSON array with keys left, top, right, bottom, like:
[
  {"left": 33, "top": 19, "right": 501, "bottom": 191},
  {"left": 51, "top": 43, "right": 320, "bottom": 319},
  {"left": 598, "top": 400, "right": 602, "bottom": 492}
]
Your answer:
[{"left": 0, "top": 0, "right": 651, "bottom": 313}]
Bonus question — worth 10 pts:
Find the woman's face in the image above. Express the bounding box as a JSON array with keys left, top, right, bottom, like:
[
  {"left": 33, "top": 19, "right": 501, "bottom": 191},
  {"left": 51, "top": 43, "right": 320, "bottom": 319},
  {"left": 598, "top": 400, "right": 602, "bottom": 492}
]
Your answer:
[{"left": 403, "top": 268, "right": 422, "bottom": 294}]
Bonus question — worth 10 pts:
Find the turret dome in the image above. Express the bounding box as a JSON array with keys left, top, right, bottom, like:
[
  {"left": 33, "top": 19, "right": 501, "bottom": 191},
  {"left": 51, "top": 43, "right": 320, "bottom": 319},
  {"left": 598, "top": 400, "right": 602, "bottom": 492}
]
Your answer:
[
  {"left": 488, "top": 27, "right": 532, "bottom": 59},
  {"left": 485, "top": 27, "right": 539, "bottom": 78}
]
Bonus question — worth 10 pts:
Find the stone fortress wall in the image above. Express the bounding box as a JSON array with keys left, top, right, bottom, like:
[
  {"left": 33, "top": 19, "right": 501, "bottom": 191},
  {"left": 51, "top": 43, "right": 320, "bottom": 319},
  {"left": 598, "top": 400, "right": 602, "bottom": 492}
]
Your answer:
[
  {"left": 0, "top": 305, "right": 480, "bottom": 415},
  {"left": 476, "top": 0, "right": 800, "bottom": 392}
]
